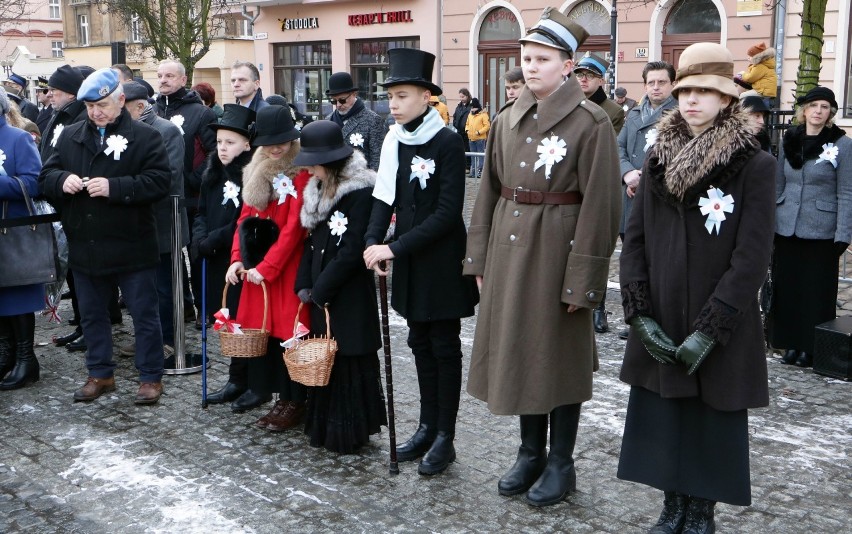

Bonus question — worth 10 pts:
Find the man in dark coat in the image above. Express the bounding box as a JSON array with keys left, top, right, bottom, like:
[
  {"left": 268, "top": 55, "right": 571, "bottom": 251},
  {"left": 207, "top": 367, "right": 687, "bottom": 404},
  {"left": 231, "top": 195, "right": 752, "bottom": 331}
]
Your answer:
[
  {"left": 123, "top": 81, "right": 189, "bottom": 357},
  {"left": 39, "top": 68, "right": 171, "bottom": 405},
  {"left": 326, "top": 71, "right": 387, "bottom": 170},
  {"left": 231, "top": 60, "right": 269, "bottom": 112},
  {"left": 452, "top": 88, "right": 473, "bottom": 172},
  {"left": 364, "top": 48, "right": 478, "bottom": 477},
  {"left": 155, "top": 59, "right": 218, "bottom": 322},
  {"left": 35, "top": 77, "right": 53, "bottom": 134},
  {"left": 41, "top": 65, "right": 87, "bottom": 162},
  {"left": 2, "top": 72, "right": 39, "bottom": 122}
]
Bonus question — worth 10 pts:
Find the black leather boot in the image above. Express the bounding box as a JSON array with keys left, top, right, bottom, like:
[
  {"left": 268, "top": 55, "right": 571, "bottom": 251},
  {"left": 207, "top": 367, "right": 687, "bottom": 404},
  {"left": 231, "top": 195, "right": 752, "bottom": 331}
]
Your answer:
[
  {"left": 396, "top": 423, "right": 437, "bottom": 462},
  {"left": 498, "top": 414, "right": 548, "bottom": 496},
  {"left": 526, "top": 403, "right": 581, "bottom": 507},
  {"left": 648, "top": 491, "right": 689, "bottom": 534},
  {"left": 0, "top": 313, "right": 40, "bottom": 390},
  {"left": 418, "top": 431, "right": 456, "bottom": 475},
  {"left": 593, "top": 299, "right": 609, "bottom": 333},
  {"left": 781, "top": 349, "right": 799, "bottom": 365},
  {"left": 55, "top": 326, "right": 83, "bottom": 347},
  {"left": 795, "top": 352, "right": 813, "bottom": 368},
  {"left": 231, "top": 389, "right": 272, "bottom": 413},
  {"left": 681, "top": 497, "right": 716, "bottom": 534},
  {"left": 207, "top": 381, "right": 247, "bottom": 404},
  {"left": 0, "top": 318, "right": 15, "bottom": 379}
]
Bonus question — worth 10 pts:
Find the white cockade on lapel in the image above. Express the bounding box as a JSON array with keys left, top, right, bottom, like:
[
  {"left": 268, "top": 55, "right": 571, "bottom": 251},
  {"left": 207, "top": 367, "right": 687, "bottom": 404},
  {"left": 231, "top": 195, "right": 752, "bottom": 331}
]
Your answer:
[
  {"left": 51, "top": 123, "right": 65, "bottom": 148},
  {"left": 698, "top": 186, "right": 735, "bottom": 235},
  {"left": 534, "top": 135, "right": 567, "bottom": 180},
  {"left": 349, "top": 132, "right": 365, "bottom": 147},
  {"left": 817, "top": 143, "right": 839, "bottom": 168},
  {"left": 328, "top": 210, "right": 348, "bottom": 246},
  {"left": 273, "top": 173, "right": 297, "bottom": 205},
  {"left": 222, "top": 180, "right": 240, "bottom": 208},
  {"left": 409, "top": 156, "right": 435, "bottom": 189},
  {"left": 644, "top": 128, "right": 659, "bottom": 152},
  {"left": 170, "top": 114, "right": 185, "bottom": 135},
  {"left": 0, "top": 149, "right": 6, "bottom": 176},
  {"left": 104, "top": 135, "right": 129, "bottom": 161}
]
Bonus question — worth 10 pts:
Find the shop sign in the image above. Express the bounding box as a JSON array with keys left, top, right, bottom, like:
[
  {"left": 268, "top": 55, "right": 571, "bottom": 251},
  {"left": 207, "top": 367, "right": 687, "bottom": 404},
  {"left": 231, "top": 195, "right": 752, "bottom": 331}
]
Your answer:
[
  {"left": 279, "top": 17, "right": 319, "bottom": 31},
  {"left": 348, "top": 11, "right": 413, "bottom": 26}
]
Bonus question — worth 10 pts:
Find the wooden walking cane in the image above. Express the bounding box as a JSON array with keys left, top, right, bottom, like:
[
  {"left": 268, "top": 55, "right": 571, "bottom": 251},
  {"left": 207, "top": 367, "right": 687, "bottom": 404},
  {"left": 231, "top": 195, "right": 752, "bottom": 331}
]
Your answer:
[
  {"left": 201, "top": 258, "right": 208, "bottom": 409},
  {"left": 378, "top": 261, "right": 399, "bottom": 474}
]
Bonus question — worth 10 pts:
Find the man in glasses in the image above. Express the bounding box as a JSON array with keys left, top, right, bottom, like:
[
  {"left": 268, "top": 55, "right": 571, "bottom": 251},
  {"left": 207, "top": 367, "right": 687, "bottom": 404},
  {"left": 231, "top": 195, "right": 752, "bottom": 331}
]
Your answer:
[
  {"left": 615, "top": 61, "right": 677, "bottom": 339},
  {"left": 573, "top": 52, "right": 625, "bottom": 335},
  {"left": 35, "top": 76, "right": 53, "bottom": 134},
  {"left": 326, "top": 71, "right": 387, "bottom": 170}
]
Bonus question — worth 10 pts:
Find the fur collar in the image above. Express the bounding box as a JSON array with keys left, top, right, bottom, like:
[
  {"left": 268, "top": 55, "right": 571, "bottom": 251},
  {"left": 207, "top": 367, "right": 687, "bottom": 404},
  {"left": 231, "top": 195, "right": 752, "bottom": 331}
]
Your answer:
[
  {"left": 750, "top": 48, "right": 775, "bottom": 65},
  {"left": 300, "top": 150, "right": 376, "bottom": 230},
  {"left": 648, "top": 105, "right": 760, "bottom": 206},
  {"left": 782, "top": 123, "right": 846, "bottom": 170},
  {"left": 202, "top": 149, "right": 253, "bottom": 187},
  {"left": 241, "top": 142, "right": 301, "bottom": 210}
]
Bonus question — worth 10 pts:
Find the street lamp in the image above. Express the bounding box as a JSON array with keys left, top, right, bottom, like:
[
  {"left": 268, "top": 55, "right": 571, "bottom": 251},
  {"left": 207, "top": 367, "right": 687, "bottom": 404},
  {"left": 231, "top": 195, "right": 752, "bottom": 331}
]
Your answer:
[
  {"left": 0, "top": 59, "right": 13, "bottom": 78},
  {"left": 609, "top": 0, "right": 617, "bottom": 99}
]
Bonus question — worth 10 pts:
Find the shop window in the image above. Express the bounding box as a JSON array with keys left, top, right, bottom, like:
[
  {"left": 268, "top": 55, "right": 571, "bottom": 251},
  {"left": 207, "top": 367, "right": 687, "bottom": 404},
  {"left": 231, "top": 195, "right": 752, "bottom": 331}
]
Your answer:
[
  {"left": 350, "top": 38, "right": 420, "bottom": 118},
  {"left": 273, "top": 42, "right": 332, "bottom": 120},
  {"left": 665, "top": 0, "right": 721, "bottom": 34}
]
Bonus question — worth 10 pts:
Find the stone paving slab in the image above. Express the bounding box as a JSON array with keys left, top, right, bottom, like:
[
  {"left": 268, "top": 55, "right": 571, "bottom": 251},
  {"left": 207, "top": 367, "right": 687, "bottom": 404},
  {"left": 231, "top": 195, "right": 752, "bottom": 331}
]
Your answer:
[{"left": 0, "top": 178, "right": 849, "bottom": 533}]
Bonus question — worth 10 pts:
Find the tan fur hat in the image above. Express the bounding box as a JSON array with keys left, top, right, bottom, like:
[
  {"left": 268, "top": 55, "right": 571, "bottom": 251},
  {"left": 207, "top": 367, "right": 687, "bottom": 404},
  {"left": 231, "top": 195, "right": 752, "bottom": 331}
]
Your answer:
[
  {"left": 672, "top": 42, "right": 738, "bottom": 99},
  {"left": 747, "top": 42, "right": 767, "bottom": 57}
]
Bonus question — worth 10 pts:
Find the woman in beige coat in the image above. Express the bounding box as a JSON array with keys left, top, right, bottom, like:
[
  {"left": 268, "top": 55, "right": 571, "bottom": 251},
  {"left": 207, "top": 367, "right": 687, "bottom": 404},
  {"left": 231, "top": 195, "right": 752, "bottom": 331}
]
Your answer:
[{"left": 464, "top": 8, "right": 621, "bottom": 507}]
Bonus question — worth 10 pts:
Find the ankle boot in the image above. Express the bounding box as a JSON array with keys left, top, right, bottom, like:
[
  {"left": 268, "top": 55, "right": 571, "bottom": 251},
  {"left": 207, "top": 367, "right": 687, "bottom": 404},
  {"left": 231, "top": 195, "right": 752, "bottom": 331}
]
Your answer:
[
  {"left": 795, "top": 351, "right": 813, "bottom": 368},
  {"left": 0, "top": 313, "right": 40, "bottom": 390},
  {"left": 526, "top": 403, "right": 581, "bottom": 507},
  {"left": 648, "top": 491, "right": 689, "bottom": 534},
  {"left": 498, "top": 414, "right": 548, "bottom": 496},
  {"left": 0, "top": 319, "right": 15, "bottom": 379},
  {"left": 396, "top": 423, "right": 437, "bottom": 462},
  {"left": 593, "top": 299, "right": 609, "bottom": 333},
  {"left": 681, "top": 497, "right": 716, "bottom": 534},
  {"left": 418, "top": 431, "right": 455, "bottom": 475},
  {"left": 781, "top": 349, "right": 799, "bottom": 365}
]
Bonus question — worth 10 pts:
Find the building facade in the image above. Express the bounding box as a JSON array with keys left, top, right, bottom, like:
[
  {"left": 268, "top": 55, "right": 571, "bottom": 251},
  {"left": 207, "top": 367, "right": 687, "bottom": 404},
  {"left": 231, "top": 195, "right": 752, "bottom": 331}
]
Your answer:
[{"left": 1, "top": 0, "right": 65, "bottom": 99}]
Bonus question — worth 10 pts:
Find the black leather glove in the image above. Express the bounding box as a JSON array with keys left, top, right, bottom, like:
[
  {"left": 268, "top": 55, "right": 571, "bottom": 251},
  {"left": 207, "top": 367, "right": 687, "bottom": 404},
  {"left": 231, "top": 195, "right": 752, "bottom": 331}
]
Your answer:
[
  {"left": 197, "top": 238, "right": 215, "bottom": 257},
  {"left": 297, "top": 288, "right": 312, "bottom": 304},
  {"left": 675, "top": 331, "right": 717, "bottom": 375},
  {"left": 629, "top": 316, "right": 677, "bottom": 365},
  {"left": 835, "top": 242, "right": 849, "bottom": 257}
]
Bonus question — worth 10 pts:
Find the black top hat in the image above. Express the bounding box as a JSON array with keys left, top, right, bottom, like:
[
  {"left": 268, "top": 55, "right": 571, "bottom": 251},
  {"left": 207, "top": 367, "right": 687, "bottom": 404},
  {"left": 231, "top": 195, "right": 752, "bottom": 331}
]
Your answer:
[
  {"left": 326, "top": 72, "right": 358, "bottom": 96},
  {"left": 293, "top": 120, "right": 354, "bottom": 167},
  {"left": 379, "top": 48, "right": 442, "bottom": 96},
  {"left": 211, "top": 104, "right": 256, "bottom": 138},
  {"left": 252, "top": 105, "right": 300, "bottom": 147}
]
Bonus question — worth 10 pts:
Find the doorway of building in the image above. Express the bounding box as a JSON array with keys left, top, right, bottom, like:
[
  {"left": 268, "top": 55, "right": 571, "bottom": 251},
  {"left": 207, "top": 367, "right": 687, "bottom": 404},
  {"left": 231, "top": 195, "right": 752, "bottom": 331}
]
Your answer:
[
  {"left": 476, "top": 7, "right": 522, "bottom": 115},
  {"left": 660, "top": 0, "right": 722, "bottom": 66}
]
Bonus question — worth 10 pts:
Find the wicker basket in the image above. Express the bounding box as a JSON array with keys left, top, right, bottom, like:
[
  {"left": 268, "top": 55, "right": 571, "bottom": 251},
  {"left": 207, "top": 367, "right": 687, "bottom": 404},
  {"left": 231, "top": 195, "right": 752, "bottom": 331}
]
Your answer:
[
  {"left": 218, "top": 277, "right": 269, "bottom": 358},
  {"left": 284, "top": 303, "right": 338, "bottom": 386}
]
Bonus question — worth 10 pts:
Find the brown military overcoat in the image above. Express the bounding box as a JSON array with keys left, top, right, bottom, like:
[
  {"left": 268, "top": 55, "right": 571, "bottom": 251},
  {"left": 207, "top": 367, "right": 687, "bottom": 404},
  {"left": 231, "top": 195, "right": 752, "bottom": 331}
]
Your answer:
[{"left": 463, "top": 76, "right": 622, "bottom": 415}]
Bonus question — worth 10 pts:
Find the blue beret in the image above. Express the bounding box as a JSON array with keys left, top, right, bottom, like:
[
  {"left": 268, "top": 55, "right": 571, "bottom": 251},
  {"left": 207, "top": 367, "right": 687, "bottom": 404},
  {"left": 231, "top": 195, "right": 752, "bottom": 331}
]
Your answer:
[
  {"left": 5, "top": 72, "right": 27, "bottom": 88},
  {"left": 77, "top": 68, "right": 120, "bottom": 102}
]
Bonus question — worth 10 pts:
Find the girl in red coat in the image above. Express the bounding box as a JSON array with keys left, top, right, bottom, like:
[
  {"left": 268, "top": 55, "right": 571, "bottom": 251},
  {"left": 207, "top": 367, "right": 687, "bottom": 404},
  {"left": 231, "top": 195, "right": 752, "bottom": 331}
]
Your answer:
[{"left": 226, "top": 105, "right": 310, "bottom": 431}]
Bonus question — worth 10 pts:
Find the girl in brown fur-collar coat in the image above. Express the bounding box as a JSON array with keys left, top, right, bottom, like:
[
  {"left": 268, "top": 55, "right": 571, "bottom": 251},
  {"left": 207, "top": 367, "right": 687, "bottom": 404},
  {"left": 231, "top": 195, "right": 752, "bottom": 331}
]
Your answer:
[
  {"left": 294, "top": 121, "right": 387, "bottom": 454},
  {"left": 225, "top": 106, "right": 311, "bottom": 430},
  {"left": 618, "top": 44, "right": 776, "bottom": 534}
]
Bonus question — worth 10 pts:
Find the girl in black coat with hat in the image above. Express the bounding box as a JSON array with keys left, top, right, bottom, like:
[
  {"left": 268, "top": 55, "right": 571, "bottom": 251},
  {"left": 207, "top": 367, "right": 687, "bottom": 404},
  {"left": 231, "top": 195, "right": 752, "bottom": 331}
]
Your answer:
[{"left": 294, "top": 121, "right": 387, "bottom": 454}]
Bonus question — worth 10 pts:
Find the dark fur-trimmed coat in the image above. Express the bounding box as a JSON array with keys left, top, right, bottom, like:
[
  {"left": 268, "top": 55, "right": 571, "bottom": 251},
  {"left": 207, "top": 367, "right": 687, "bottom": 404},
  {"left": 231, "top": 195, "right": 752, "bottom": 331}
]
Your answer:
[
  {"left": 619, "top": 105, "right": 776, "bottom": 411},
  {"left": 295, "top": 151, "right": 381, "bottom": 356}
]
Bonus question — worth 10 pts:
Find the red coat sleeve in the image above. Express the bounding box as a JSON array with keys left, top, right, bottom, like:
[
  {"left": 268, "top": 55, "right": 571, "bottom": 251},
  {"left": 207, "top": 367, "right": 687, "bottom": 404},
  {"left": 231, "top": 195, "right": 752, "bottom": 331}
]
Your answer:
[{"left": 254, "top": 169, "right": 310, "bottom": 283}]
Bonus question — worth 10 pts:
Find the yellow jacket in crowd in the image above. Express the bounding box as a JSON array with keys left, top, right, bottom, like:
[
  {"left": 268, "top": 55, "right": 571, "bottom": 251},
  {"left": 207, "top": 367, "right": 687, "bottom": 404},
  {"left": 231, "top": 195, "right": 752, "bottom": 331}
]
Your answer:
[{"left": 465, "top": 110, "right": 491, "bottom": 141}]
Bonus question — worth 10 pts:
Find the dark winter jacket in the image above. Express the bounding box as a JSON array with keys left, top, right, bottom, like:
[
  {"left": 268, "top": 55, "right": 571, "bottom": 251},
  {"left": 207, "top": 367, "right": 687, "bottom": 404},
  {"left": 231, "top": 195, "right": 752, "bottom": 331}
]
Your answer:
[
  {"left": 620, "top": 105, "right": 775, "bottom": 411},
  {"left": 154, "top": 88, "right": 218, "bottom": 209},
  {"left": 36, "top": 104, "right": 53, "bottom": 134},
  {"left": 39, "top": 99, "right": 87, "bottom": 163},
  {"left": 39, "top": 109, "right": 171, "bottom": 276},
  {"left": 452, "top": 101, "right": 472, "bottom": 138},
  {"left": 295, "top": 150, "right": 381, "bottom": 356},
  {"left": 193, "top": 149, "right": 253, "bottom": 259},
  {"left": 9, "top": 94, "right": 38, "bottom": 123},
  {"left": 365, "top": 126, "right": 478, "bottom": 322}
]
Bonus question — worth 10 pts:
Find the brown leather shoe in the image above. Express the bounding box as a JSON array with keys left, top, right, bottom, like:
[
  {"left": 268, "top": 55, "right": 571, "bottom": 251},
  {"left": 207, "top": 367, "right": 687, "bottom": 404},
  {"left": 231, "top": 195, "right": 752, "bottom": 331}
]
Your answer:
[
  {"left": 255, "top": 399, "right": 287, "bottom": 428},
  {"left": 73, "top": 376, "right": 116, "bottom": 402},
  {"left": 266, "top": 401, "right": 305, "bottom": 432},
  {"left": 135, "top": 382, "right": 164, "bottom": 405}
]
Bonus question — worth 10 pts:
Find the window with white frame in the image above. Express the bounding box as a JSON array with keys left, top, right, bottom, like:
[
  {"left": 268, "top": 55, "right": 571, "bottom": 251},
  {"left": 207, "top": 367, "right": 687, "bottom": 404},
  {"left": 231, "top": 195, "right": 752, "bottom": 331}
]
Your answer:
[
  {"left": 240, "top": 18, "right": 252, "bottom": 38},
  {"left": 130, "top": 13, "right": 142, "bottom": 43},
  {"left": 48, "top": 0, "right": 60, "bottom": 19},
  {"left": 78, "top": 15, "right": 89, "bottom": 46},
  {"left": 52, "top": 41, "right": 64, "bottom": 58}
]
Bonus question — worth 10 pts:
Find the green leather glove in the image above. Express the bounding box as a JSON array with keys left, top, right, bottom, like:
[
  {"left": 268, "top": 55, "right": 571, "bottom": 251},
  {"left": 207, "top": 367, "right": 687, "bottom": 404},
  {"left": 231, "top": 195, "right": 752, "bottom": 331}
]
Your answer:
[
  {"left": 629, "top": 316, "right": 677, "bottom": 365},
  {"left": 676, "top": 331, "right": 717, "bottom": 375}
]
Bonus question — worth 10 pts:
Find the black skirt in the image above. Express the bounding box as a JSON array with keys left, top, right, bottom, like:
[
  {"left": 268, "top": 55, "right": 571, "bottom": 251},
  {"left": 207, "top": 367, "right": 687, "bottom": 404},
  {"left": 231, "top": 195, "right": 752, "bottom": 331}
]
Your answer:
[
  {"left": 767, "top": 234, "right": 838, "bottom": 354},
  {"left": 304, "top": 353, "right": 387, "bottom": 454},
  {"left": 246, "top": 336, "right": 306, "bottom": 401},
  {"left": 617, "top": 386, "right": 752, "bottom": 506}
]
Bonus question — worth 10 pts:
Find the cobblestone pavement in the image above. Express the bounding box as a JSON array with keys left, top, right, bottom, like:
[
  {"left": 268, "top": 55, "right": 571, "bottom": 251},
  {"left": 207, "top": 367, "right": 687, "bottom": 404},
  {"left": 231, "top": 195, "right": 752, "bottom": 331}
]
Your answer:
[{"left": 0, "top": 179, "right": 849, "bottom": 533}]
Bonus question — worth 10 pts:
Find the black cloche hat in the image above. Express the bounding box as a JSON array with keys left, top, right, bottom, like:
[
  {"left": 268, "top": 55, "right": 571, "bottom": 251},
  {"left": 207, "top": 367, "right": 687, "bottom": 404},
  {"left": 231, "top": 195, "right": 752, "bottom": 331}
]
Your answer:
[
  {"left": 293, "top": 120, "right": 353, "bottom": 167},
  {"left": 211, "top": 104, "right": 256, "bottom": 138},
  {"left": 326, "top": 72, "right": 359, "bottom": 96},
  {"left": 379, "top": 48, "right": 442, "bottom": 96},
  {"left": 252, "top": 105, "right": 300, "bottom": 147}
]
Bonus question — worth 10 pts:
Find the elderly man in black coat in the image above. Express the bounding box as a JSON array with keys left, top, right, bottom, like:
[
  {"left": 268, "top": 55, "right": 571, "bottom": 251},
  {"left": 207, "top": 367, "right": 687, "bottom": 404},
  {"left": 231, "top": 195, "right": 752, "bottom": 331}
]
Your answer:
[{"left": 40, "top": 68, "right": 171, "bottom": 405}]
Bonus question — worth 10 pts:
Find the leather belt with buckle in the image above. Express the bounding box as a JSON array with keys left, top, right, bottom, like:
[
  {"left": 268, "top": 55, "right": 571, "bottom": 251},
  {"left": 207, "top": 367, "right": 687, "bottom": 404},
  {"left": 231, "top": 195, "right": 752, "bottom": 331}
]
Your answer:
[{"left": 501, "top": 185, "right": 582, "bottom": 205}]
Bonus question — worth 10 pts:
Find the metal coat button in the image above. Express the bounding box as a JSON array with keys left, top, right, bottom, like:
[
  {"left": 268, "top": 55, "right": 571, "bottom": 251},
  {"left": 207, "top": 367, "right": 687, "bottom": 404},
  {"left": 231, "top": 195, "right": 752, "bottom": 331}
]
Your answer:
[
  {"left": 533, "top": 113, "right": 538, "bottom": 119},
  {"left": 566, "top": 289, "right": 573, "bottom": 295},
  {"left": 509, "top": 234, "right": 516, "bottom": 241},
  {"left": 526, "top": 137, "right": 533, "bottom": 143},
  {"left": 466, "top": 257, "right": 473, "bottom": 263},
  {"left": 520, "top": 162, "right": 526, "bottom": 168},
  {"left": 513, "top": 210, "right": 520, "bottom": 217}
]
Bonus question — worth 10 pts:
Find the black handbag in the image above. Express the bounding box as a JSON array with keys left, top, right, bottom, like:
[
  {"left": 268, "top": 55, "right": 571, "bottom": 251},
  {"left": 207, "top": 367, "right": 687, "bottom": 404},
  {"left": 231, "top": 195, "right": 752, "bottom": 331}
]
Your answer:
[{"left": 0, "top": 176, "right": 60, "bottom": 288}]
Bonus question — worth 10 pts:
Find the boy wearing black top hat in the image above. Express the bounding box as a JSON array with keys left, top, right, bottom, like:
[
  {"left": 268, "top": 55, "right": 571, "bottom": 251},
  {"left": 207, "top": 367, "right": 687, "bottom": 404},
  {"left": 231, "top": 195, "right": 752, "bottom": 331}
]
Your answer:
[
  {"left": 326, "top": 71, "right": 387, "bottom": 171},
  {"left": 195, "top": 104, "right": 257, "bottom": 405},
  {"left": 364, "top": 48, "right": 478, "bottom": 476}
]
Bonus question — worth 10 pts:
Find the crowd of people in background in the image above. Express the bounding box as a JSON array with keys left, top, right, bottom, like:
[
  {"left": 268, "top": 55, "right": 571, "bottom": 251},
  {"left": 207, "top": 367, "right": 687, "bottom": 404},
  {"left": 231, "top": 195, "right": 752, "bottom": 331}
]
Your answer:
[{"left": 2, "top": 5, "right": 850, "bottom": 532}]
